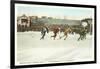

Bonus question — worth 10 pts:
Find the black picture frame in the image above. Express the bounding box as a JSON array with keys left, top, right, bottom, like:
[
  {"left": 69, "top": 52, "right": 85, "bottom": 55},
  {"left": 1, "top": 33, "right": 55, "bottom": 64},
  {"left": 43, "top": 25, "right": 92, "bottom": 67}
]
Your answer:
[{"left": 10, "top": 0, "right": 97, "bottom": 69}]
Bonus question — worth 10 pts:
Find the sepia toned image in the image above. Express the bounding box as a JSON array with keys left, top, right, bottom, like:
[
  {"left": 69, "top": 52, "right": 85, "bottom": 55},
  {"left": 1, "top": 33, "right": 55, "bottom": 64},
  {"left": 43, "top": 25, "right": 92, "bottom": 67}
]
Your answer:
[{"left": 13, "top": 1, "right": 96, "bottom": 67}]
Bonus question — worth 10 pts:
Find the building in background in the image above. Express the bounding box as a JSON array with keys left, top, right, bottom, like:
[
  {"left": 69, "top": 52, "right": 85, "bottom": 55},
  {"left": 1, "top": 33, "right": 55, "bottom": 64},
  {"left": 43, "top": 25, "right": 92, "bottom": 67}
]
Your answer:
[{"left": 17, "top": 14, "right": 31, "bottom": 32}]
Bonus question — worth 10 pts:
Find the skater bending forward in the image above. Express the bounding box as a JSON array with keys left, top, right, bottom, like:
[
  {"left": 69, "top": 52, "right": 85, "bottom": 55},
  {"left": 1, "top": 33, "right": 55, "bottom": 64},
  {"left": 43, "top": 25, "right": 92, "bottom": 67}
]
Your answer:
[
  {"left": 51, "top": 27, "right": 60, "bottom": 40},
  {"left": 40, "top": 26, "right": 49, "bottom": 40}
]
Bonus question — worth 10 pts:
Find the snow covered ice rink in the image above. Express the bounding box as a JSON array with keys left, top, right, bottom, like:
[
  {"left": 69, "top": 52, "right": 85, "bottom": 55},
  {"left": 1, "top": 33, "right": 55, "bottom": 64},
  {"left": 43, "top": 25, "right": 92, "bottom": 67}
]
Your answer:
[{"left": 15, "top": 31, "right": 94, "bottom": 65}]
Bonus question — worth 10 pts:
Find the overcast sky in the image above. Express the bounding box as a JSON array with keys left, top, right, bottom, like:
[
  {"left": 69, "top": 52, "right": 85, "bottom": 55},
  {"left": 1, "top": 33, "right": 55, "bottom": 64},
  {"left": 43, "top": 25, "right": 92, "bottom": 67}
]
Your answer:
[{"left": 15, "top": 4, "right": 94, "bottom": 20}]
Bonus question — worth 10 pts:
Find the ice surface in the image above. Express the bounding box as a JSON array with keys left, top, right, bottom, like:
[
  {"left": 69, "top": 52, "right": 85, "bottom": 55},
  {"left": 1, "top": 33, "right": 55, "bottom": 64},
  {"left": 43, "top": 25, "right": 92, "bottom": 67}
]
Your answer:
[{"left": 16, "top": 31, "right": 94, "bottom": 65}]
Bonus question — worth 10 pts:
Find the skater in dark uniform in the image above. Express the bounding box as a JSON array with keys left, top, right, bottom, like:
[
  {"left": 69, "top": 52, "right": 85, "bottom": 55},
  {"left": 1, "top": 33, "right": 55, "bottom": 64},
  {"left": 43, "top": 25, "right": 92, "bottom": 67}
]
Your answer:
[
  {"left": 78, "top": 27, "right": 87, "bottom": 41},
  {"left": 40, "top": 25, "right": 49, "bottom": 40},
  {"left": 51, "top": 27, "right": 60, "bottom": 40}
]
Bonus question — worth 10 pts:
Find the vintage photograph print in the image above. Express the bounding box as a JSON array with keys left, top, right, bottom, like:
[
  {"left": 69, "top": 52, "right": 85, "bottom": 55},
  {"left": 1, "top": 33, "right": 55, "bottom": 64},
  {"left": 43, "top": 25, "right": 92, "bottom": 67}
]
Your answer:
[{"left": 11, "top": 0, "right": 96, "bottom": 68}]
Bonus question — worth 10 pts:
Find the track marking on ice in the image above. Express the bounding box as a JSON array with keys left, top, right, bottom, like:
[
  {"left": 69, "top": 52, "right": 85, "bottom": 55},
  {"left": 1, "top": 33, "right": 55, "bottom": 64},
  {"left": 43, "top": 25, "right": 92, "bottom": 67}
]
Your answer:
[{"left": 43, "top": 46, "right": 78, "bottom": 62}]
